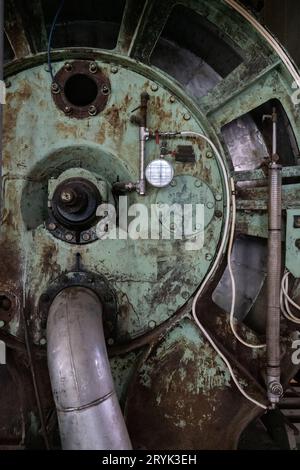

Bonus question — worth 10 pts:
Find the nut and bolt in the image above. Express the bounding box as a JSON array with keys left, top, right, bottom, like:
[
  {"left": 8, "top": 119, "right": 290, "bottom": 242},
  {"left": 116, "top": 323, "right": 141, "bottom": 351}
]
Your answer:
[
  {"left": 205, "top": 253, "right": 213, "bottom": 261},
  {"left": 64, "top": 106, "right": 72, "bottom": 115},
  {"left": 215, "top": 194, "right": 222, "bottom": 201},
  {"left": 88, "top": 105, "right": 97, "bottom": 116},
  {"left": 51, "top": 82, "right": 60, "bottom": 94},
  {"left": 111, "top": 66, "right": 118, "bottom": 74},
  {"left": 169, "top": 96, "right": 176, "bottom": 103},
  {"left": 89, "top": 62, "right": 98, "bottom": 74},
  {"left": 82, "top": 232, "right": 91, "bottom": 242},
  {"left": 207, "top": 202, "right": 214, "bottom": 210},
  {"left": 182, "top": 291, "right": 190, "bottom": 300},
  {"left": 65, "top": 233, "right": 74, "bottom": 242},
  {"left": 48, "top": 222, "right": 57, "bottom": 231},
  {"left": 215, "top": 210, "right": 223, "bottom": 219},
  {"left": 40, "top": 338, "right": 47, "bottom": 346},
  {"left": 101, "top": 85, "right": 110, "bottom": 95},
  {"left": 148, "top": 320, "right": 156, "bottom": 329},
  {"left": 64, "top": 62, "right": 73, "bottom": 72},
  {"left": 206, "top": 151, "right": 213, "bottom": 159},
  {"left": 194, "top": 180, "right": 202, "bottom": 188},
  {"left": 151, "top": 83, "right": 158, "bottom": 92},
  {"left": 183, "top": 113, "right": 191, "bottom": 121},
  {"left": 61, "top": 190, "right": 74, "bottom": 203}
]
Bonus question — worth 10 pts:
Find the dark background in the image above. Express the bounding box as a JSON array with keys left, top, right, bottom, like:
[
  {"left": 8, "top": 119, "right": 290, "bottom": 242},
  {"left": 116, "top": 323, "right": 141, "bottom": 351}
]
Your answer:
[{"left": 243, "top": 0, "right": 300, "bottom": 66}]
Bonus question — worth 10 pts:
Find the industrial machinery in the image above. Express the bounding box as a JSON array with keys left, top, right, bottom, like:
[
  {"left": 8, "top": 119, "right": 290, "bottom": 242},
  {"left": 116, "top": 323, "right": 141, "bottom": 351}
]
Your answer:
[{"left": 1, "top": 0, "right": 300, "bottom": 450}]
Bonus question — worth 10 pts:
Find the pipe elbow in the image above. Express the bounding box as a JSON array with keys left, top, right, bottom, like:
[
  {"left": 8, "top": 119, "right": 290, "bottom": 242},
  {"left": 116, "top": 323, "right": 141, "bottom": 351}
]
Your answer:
[{"left": 47, "top": 286, "right": 132, "bottom": 450}]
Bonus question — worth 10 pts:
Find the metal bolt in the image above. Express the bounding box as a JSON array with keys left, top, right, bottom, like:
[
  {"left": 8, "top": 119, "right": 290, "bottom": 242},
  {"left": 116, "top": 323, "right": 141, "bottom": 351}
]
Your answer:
[
  {"left": 101, "top": 85, "right": 110, "bottom": 95},
  {"left": 88, "top": 105, "right": 97, "bottom": 116},
  {"left": 182, "top": 291, "right": 190, "bottom": 300},
  {"left": 169, "top": 96, "right": 176, "bottom": 103},
  {"left": 207, "top": 202, "right": 214, "bottom": 210},
  {"left": 111, "top": 66, "right": 118, "bottom": 74},
  {"left": 48, "top": 222, "right": 57, "bottom": 231},
  {"left": 40, "top": 338, "right": 47, "bottom": 346},
  {"left": 215, "top": 210, "right": 223, "bottom": 219},
  {"left": 194, "top": 180, "right": 202, "bottom": 188},
  {"left": 65, "top": 233, "right": 74, "bottom": 242},
  {"left": 82, "top": 232, "right": 91, "bottom": 242},
  {"left": 64, "top": 62, "right": 73, "bottom": 72},
  {"left": 64, "top": 106, "right": 72, "bottom": 115},
  {"left": 170, "top": 223, "right": 176, "bottom": 231},
  {"left": 0, "top": 321, "right": 5, "bottom": 328},
  {"left": 205, "top": 253, "right": 213, "bottom": 261},
  {"left": 51, "top": 82, "right": 60, "bottom": 94},
  {"left": 89, "top": 62, "right": 98, "bottom": 74},
  {"left": 215, "top": 194, "right": 222, "bottom": 201},
  {"left": 148, "top": 320, "right": 156, "bottom": 329},
  {"left": 206, "top": 151, "right": 213, "bottom": 159},
  {"left": 183, "top": 113, "right": 191, "bottom": 121},
  {"left": 151, "top": 83, "right": 158, "bottom": 92},
  {"left": 61, "top": 190, "right": 74, "bottom": 203}
]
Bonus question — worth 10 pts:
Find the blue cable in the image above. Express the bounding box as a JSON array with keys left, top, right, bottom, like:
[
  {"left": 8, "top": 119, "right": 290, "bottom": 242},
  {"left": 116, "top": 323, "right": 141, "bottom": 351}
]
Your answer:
[{"left": 47, "top": 0, "right": 65, "bottom": 82}]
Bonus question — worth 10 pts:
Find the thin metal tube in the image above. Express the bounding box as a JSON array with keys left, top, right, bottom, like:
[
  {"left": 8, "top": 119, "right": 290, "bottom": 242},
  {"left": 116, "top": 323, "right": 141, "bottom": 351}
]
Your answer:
[
  {"left": 47, "top": 287, "right": 132, "bottom": 450},
  {"left": 139, "top": 126, "right": 147, "bottom": 195},
  {"left": 266, "top": 162, "right": 283, "bottom": 405}
]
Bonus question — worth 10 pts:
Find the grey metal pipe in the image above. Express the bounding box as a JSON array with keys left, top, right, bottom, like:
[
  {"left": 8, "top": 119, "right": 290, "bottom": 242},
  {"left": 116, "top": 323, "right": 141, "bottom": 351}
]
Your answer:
[
  {"left": 47, "top": 287, "right": 132, "bottom": 450},
  {"left": 266, "top": 162, "right": 283, "bottom": 405}
]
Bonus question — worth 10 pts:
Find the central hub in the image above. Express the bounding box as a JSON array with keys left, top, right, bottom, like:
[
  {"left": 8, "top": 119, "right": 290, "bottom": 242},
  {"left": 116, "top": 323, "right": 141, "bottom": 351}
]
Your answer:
[
  {"left": 47, "top": 168, "right": 108, "bottom": 244},
  {"left": 52, "top": 178, "right": 100, "bottom": 229}
]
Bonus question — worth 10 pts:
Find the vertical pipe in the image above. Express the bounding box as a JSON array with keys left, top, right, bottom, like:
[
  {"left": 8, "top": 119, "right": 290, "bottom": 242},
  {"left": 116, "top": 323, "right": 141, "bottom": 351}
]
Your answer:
[
  {"left": 267, "top": 162, "right": 283, "bottom": 405},
  {"left": 47, "top": 287, "right": 132, "bottom": 450},
  {"left": 138, "top": 92, "right": 149, "bottom": 196}
]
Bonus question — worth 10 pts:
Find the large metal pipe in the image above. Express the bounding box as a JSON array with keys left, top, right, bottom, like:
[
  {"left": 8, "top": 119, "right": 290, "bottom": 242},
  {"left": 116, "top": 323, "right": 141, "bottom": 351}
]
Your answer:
[
  {"left": 266, "top": 161, "right": 283, "bottom": 406},
  {"left": 47, "top": 287, "right": 132, "bottom": 450}
]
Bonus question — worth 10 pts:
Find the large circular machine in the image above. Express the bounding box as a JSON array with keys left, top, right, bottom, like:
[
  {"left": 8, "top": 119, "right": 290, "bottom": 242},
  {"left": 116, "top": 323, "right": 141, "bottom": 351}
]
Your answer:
[{"left": 1, "top": 0, "right": 300, "bottom": 450}]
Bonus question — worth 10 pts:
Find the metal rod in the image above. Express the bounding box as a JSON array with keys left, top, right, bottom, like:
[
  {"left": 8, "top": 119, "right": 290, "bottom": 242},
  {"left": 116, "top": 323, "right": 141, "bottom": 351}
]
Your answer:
[
  {"left": 138, "top": 92, "right": 149, "bottom": 196},
  {"left": 266, "top": 161, "right": 283, "bottom": 406}
]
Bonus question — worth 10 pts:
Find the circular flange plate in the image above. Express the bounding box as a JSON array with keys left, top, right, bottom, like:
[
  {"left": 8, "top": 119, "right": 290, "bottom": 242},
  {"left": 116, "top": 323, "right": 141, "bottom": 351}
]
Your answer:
[{"left": 51, "top": 60, "right": 111, "bottom": 119}]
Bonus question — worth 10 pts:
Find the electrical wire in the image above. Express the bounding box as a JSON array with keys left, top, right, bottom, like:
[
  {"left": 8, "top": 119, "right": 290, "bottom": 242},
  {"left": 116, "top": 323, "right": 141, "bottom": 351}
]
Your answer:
[
  {"left": 280, "top": 271, "right": 300, "bottom": 324},
  {"left": 180, "top": 131, "right": 267, "bottom": 410},
  {"left": 228, "top": 178, "right": 266, "bottom": 349},
  {"left": 47, "top": 0, "right": 65, "bottom": 82}
]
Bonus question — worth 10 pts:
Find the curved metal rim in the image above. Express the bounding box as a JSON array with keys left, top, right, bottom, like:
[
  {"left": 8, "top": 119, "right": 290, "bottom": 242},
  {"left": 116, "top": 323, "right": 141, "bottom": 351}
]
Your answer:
[{"left": 225, "top": 0, "right": 300, "bottom": 85}]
